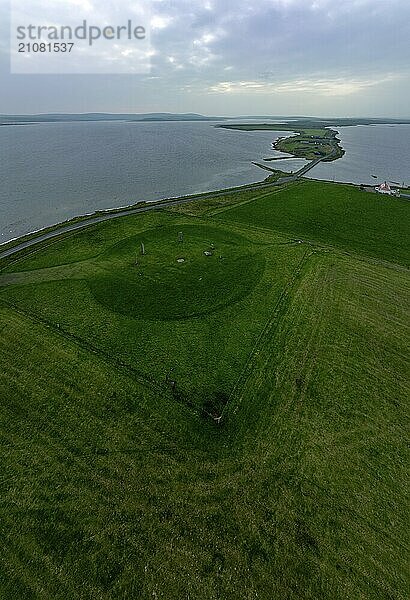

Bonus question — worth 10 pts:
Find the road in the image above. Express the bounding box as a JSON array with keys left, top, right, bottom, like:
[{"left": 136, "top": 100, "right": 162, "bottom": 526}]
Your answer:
[
  {"left": 0, "top": 153, "right": 331, "bottom": 262},
  {"left": 0, "top": 182, "right": 281, "bottom": 261},
  {"left": 274, "top": 153, "right": 331, "bottom": 184}
]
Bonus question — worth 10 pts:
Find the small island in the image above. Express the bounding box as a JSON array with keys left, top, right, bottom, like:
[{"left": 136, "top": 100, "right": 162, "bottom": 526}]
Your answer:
[{"left": 218, "top": 121, "right": 345, "bottom": 161}]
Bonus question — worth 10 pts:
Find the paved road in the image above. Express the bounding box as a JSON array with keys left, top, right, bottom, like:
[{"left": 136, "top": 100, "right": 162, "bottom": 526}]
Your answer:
[
  {"left": 275, "top": 153, "right": 331, "bottom": 184},
  {"left": 0, "top": 181, "right": 286, "bottom": 261},
  {"left": 293, "top": 155, "right": 325, "bottom": 177},
  {"left": 0, "top": 152, "right": 332, "bottom": 262}
]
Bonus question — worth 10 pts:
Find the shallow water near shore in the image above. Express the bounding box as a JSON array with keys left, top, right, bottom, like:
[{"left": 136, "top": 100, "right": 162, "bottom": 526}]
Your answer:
[
  {"left": 0, "top": 121, "right": 282, "bottom": 243},
  {"left": 1, "top": 121, "right": 409, "bottom": 243},
  {"left": 308, "top": 124, "right": 410, "bottom": 185}
]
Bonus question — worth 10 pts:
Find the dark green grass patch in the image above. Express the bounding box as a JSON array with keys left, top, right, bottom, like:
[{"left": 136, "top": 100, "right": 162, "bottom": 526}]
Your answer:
[
  {"left": 89, "top": 252, "right": 264, "bottom": 320},
  {"left": 88, "top": 224, "right": 265, "bottom": 320},
  {"left": 0, "top": 217, "right": 303, "bottom": 412}
]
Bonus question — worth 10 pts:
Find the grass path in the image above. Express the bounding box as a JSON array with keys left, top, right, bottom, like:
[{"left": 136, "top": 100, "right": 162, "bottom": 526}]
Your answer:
[{"left": 221, "top": 247, "right": 315, "bottom": 422}]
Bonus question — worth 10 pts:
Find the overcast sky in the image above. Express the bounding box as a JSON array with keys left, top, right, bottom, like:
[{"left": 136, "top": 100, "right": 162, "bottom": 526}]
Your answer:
[{"left": 1, "top": 0, "right": 409, "bottom": 117}]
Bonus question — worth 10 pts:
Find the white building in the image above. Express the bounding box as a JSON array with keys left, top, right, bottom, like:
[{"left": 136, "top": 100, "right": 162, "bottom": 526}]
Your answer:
[{"left": 375, "top": 181, "right": 400, "bottom": 196}]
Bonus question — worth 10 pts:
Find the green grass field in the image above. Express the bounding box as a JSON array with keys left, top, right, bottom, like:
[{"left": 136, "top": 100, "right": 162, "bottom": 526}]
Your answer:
[
  {"left": 0, "top": 179, "right": 409, "bottom": 599},
  {"left": 216, "top": 180, "right": 410, "bottom": 266}
]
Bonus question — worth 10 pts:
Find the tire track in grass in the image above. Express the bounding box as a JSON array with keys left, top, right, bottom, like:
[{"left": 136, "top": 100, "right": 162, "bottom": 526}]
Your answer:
[
  {"left": 220, "top": 258, "right": 410, "bottom": 600},
  {"left": 220, "top": 247, "right": 315, "bottom": 423},
  {"left": 255, "top": 257, "right": 333, "bottom": 456},
  {"left": 228, "top": 258, "right": 409, "bottom": 599}
]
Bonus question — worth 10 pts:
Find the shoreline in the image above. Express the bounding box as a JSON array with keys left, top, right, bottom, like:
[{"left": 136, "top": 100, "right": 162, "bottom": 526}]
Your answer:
[
  {"left": 219, "top": 123, "right": 345, "bottom": 162},
  {"left": 2, "top": 163, "right": 407, "bottom": 264},
  {"left": 3, "top": 121, "right": 408, "bottom": 252},
  {"left": 0, "top": 175, "right": 292, "bottom": 262},
  {"left": 0, "top": 178, "right": 273, "bottom": 250},
  {"left": 1, "top": 174, "right": 391, "bottom": 265},
  {"left": 0, "top": 128, "right": 344, "bottom": 253}
]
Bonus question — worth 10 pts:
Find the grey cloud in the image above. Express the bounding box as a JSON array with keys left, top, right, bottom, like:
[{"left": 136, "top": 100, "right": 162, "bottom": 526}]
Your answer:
[{"left": 0, "top": 0, "right": 409, "bottom": 115}]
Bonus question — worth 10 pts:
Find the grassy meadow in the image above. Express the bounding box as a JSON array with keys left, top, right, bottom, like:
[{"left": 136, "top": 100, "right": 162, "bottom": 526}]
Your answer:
[
  {"left": 0, "top": 180, "right": 409, "bottom": 599},
  {"left": 216, "top": 180, "right": 410, "bottom": 266}
]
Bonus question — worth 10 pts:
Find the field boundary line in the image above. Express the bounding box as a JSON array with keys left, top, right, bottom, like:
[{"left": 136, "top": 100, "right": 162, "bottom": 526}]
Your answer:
[
  {"left": 0, "top": 300, "right": 164, "bottom": 395},
  {"left": 220, "top": 248, "right": 315, "bottom": 422},
  {"left": 206, "top": 187, "right": 288, "bottom": 217},
  {"left": 0, "top": 300, "right": 204, "bottom": 418}
]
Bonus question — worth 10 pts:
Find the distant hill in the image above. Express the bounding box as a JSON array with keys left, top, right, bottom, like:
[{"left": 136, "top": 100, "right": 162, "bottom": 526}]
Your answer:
[
  {"left": 1, "top": 113, "right": 409, "bottom": 126},
  {"left": 0, "top": 112, "right": 227, "bottom": 125},
  {"left": 232, "top": 116, "right": 410, "bottom": 127}
]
